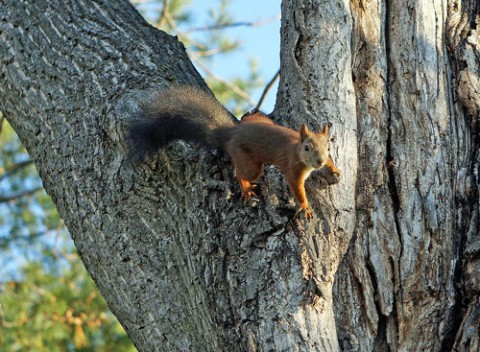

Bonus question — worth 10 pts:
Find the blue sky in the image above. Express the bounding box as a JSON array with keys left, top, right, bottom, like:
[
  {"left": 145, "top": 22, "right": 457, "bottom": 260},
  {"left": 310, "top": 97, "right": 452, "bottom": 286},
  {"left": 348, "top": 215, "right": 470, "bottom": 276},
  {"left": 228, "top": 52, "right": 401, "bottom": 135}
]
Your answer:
[
  {"left": 188, "top": 0, "right": 281, "bottom": 112},
  {"left": 139, "top": 0, "right": 281, "bottom": 112}
]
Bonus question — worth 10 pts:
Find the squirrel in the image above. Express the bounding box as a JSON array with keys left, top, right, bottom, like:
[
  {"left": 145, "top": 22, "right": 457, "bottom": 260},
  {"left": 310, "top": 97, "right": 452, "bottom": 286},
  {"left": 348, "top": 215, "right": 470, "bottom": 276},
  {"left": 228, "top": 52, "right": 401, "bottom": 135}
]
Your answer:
[{"left": 128, "top": 86, "right": 341, "bottom": 218}]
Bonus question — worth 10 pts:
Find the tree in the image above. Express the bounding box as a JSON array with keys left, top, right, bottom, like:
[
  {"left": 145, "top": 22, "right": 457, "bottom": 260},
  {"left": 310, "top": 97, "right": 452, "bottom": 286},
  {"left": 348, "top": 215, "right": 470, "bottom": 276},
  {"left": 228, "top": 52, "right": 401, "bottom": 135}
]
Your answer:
[
  {"left": 0, "top": 3, "right": 266, "bottom": 348},
  {"left": 1, "top": 114, "right": 135, "bottom": 350},
  {"left": 0, "top": 1, "right": 269, "bottom": 350},
  {"left": 0, "top": 247, "right": 135, "bottom": 352},
  {"left": 0, "top": 1, "right": 478, "bottom": 352},
  {"left": 0, "top": 116, "right": 57, "bottom": 257},
  {"left": 332, "top": 1, "right": 480, "bottom": 351}
]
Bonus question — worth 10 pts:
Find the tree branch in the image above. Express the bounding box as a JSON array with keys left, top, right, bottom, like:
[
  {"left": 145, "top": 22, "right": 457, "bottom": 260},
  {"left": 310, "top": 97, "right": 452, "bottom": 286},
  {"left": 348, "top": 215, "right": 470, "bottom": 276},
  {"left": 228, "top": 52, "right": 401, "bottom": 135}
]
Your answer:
[
  {"left": 0, "top": 160, "right": 33, "bottom": 182},
  {"left": 158, "top": 0, "right": 170, "bottom": 29},
  {"left": 0, "top": 230, "right": 47, "bottom": 247},
  {"left": 193, "top": 58, "right": 257, "bottom": 107},
  {"left": 184, "top": 14, "right": 281, "bottom": 33},
  {"left": 0, "top": 186, "right": 42, "bottom": 203},
  {"left": 256, "top": 69, "right": 280, "bottom": 111},
  {"left": 0, "top": 112, "right": 4, "bottom": 134}
]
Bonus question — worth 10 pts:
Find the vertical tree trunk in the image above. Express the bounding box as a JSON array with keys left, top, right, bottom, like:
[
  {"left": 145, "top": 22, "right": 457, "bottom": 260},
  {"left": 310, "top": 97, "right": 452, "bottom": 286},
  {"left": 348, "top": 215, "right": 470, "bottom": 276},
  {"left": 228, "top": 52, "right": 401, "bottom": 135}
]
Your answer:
[
  {"left": 334, "top": 0, "right": 480, "bottom": 351},
  {"left": 0, "top": 0, "right": 349, "bottom": 350},
  {"left": 1, "top": 0, "right": 478, "bottom": 351},
  {"left": 273, "top": 0, "right": 358, "bottom": 349}
]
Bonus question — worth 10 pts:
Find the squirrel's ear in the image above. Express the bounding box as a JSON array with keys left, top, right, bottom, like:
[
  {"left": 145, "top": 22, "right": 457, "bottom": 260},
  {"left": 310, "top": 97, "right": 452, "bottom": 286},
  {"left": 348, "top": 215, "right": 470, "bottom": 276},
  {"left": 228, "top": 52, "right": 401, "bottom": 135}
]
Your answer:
[
  {"left": 299, "top": 124, "right": 310, "bottom": 140},
  {"left": 320, "top": 124, "right": 329, "bottom": 137}
]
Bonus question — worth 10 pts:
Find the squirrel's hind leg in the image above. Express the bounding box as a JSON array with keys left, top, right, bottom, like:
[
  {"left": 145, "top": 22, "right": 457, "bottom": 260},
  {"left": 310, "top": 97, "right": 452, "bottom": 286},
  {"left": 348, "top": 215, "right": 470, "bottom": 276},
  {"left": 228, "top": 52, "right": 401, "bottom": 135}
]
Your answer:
[
  {"left": 232, "top": 161, "right": 264, "bottom": 204},
  {"left": 227, "top": 144, "right": 264, "bottom": 204},
  {"left": 237, "top": 179, "right": 258, "bottom": 204}
]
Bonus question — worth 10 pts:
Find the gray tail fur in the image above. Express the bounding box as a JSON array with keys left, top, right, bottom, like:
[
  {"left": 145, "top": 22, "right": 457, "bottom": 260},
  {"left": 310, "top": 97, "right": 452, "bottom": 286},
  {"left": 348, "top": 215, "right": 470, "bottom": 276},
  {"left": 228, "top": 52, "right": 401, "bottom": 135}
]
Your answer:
[{"left": 128, "top": 86, "right": 236, "bottom": 162}]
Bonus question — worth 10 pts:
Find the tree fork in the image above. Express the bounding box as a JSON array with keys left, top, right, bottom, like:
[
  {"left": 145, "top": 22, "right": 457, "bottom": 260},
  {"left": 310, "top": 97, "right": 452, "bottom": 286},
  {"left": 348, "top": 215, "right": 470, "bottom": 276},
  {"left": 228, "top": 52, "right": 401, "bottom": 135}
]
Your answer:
[
  {"left": 1, "top": 0, "right": 351, "bottom": 351},
  {"left": 1, "top": 0, "right": 479, "bottom": 351}
]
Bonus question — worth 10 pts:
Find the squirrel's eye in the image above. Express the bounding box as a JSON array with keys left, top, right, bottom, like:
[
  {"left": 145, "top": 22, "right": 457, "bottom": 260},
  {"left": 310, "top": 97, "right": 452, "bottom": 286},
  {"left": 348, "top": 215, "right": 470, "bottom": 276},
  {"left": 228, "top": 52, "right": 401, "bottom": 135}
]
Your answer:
[{"left": 304, "top": 144, "right": 310, "bottom": 151}]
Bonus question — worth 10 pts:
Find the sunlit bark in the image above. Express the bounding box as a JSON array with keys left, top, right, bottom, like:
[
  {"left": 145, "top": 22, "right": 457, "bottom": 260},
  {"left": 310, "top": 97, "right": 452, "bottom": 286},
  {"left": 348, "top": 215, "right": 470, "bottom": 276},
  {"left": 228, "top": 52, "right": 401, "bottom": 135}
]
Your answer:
[{"left": 1, "top": 0, "right": 478, "bottom": 351}]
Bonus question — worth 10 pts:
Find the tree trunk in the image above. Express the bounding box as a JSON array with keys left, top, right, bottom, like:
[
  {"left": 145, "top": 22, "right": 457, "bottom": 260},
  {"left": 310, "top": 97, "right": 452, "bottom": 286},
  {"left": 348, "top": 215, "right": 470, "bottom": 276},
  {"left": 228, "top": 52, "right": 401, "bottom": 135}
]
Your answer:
[
  {"left": 0, "top": 1, "right": 478, "bottom": 352},
  {"left": 333, "top": 0, "right": 480, "bottom": 351}
]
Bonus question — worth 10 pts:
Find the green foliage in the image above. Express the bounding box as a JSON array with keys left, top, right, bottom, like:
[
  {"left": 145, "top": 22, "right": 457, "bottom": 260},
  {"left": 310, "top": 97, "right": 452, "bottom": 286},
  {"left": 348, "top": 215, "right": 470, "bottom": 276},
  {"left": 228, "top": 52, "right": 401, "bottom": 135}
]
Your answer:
[
  {"left": 134, "top": 0, "right": 265, "bottom": 114},
  {"left": 1, "top": 118, "right": 134, "bottom": 351},
  {"left": 0, "top": 248, "right": 135, "bottom": 352},
  {"left": 207, "top": 58, "right": 263, "bottom": 115},
  {"left": 0, "top": 119, "right": 59, "bottom": 251},
  {"left": 0, "top": 118, "right": 63, "bottom": 291},
  {"left": 200, "top": 0, "right": 239, "bottom": 55}
]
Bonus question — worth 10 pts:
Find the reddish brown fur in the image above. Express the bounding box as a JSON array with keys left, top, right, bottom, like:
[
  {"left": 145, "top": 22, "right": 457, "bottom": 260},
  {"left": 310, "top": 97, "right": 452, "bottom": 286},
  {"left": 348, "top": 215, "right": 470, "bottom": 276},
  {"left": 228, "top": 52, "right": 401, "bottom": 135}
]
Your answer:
[
  {"left": 225, "top": 112, "right": 340, "bottom": 218},
  {"left": 132, "top": 86, "right": 341, "bottom": 219}
]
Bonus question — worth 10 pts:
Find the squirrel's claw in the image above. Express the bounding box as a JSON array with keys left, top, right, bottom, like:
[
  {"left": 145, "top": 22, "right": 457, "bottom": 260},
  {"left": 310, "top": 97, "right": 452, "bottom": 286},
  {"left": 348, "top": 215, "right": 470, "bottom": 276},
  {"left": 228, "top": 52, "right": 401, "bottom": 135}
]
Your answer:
[
  {"left": 238, "top": 179, "right": 259, "bottom": 204},
  {"left": 294, "top": 204, "right": 314, "bottom": 220},
  {"left": 241, "top": 189, "right": 259, "bottom": 204}
]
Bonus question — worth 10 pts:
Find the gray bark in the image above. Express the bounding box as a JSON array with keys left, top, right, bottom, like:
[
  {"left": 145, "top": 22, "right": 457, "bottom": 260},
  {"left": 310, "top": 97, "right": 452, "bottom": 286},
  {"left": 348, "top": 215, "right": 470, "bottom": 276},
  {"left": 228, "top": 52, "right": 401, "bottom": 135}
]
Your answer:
[
  {"left": 273, "top": 0, "right": 358, "bottom": 349},
  {"left": 0, "top": 0, "right": 479, "bottom": 351},
  {"left": 334, "top": 0, "right": 480, "bottom": 351}
]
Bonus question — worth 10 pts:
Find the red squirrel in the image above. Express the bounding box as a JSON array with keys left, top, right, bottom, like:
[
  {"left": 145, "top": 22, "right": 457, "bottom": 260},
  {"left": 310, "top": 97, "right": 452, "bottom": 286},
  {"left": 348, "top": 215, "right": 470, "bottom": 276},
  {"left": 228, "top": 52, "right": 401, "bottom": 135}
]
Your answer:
[{"left": 129, "top": 86, "right": 340, "bottom": 218}]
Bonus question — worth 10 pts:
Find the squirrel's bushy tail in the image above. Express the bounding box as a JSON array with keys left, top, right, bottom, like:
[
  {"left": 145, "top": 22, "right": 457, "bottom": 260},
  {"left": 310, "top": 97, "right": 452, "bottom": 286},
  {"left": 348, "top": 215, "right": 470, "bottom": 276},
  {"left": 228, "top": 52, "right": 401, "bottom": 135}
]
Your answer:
[{"left": 128, "top": 86, "right": 236, "bottom": 162}]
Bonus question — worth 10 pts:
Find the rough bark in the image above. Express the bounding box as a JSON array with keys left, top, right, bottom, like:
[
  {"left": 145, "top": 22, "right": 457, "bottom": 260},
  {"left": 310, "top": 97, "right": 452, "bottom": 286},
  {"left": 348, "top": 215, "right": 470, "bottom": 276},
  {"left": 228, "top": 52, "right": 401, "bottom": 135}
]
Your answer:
[
  {"left": 0, "top": 0, "right": 347, "bottom": 351},
  {"left": 334, "top": 0, "right": 480, "bottom": 351},
  {"left": 0, "top": 0, "right": 479, "bottom": 351},
  {"left": 273, "top": 0, "right": 358, "bottom": 349}
]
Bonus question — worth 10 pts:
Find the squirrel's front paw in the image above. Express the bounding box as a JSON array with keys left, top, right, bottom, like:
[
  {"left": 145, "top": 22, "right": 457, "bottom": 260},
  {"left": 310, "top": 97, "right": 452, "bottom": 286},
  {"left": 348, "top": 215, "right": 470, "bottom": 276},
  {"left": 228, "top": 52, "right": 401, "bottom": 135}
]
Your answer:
[
  {"left": 295, "top": 204, "right": 314, "bottom": 220},
  {"left": 241, "top": 187, "right": 259, "bottom": 204}
]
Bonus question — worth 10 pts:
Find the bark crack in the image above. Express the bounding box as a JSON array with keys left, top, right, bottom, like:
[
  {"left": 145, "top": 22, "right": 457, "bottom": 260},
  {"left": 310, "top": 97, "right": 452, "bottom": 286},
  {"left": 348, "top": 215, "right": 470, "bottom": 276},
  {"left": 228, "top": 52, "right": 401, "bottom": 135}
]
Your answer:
[
  {"left": 384, "top": 0, "right": 405, "bottom": 345},
  {"left": 441, "top": 120, "right": 480, "bottom": 351}
]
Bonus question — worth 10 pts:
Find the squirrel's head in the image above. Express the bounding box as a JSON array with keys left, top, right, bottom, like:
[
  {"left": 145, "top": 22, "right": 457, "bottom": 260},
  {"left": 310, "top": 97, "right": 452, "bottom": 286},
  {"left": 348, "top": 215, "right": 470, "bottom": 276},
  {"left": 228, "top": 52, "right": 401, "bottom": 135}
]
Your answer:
[{"left": 298, "top": 123, "right": 329, "bottom": 170}]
